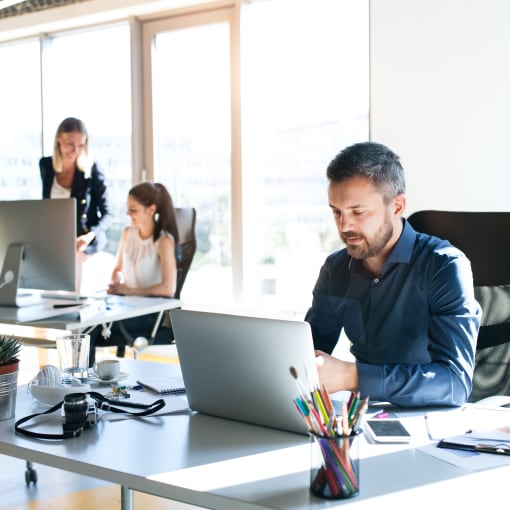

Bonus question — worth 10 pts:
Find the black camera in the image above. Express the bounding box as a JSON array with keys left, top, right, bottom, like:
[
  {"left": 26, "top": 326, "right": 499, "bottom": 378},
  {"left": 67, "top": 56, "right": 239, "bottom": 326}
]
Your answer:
[{"left": 61, "top": 393, "right": 98, "bottom": 436}]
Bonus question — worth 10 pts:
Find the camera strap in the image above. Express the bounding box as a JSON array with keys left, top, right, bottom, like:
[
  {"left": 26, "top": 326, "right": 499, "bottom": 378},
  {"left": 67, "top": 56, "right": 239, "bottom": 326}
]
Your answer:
[
  {"left": 15, "top": 391, "right": 166, "bottom": 440},
  {"left": 87, "top": 391, "right": 166, "bottom": 415}
]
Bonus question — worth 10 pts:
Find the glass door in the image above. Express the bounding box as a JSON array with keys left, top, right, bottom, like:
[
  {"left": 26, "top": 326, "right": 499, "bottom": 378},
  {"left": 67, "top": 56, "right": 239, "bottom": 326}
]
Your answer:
[{"left": 142, "top": 9, "right": 236, "bottom": 306}]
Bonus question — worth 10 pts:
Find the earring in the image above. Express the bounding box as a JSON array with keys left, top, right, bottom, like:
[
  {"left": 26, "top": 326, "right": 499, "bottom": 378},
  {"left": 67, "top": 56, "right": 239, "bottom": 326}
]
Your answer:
[{"left": 154, "top": 212, "right": 160, "bottom": 222}]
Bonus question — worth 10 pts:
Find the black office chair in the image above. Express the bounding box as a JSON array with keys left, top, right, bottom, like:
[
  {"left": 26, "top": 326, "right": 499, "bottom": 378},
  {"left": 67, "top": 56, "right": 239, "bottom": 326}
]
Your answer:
[
  {"left": 97, "top": 207, "right": 197, "bottom": 359},
  {"left": 407, "top": 210, "right": 510, "bottom": 402}
]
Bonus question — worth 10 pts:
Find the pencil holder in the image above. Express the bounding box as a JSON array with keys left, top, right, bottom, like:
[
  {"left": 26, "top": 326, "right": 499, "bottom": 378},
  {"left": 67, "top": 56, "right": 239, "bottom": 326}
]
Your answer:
[{"left": 309, "top": 429, "right": 361, "bottom": 499}]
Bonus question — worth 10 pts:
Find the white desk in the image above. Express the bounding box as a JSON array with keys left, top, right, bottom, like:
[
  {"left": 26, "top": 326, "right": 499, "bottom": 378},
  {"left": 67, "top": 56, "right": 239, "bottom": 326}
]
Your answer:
[
  {"left": 30, "top": 295, "right": 181, "bottom": 331},
  {"left": 1, "top": 359, "right": 510, "bottom": 510},
  {"left": 0, "top": 296, "right": 181, "bottom": 344}
]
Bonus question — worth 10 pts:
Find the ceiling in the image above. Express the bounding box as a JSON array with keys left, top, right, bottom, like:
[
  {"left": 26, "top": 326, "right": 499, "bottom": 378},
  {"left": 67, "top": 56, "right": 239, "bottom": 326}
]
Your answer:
[{"left": 0, "top": 0, "right": 90, "bottom": 19}]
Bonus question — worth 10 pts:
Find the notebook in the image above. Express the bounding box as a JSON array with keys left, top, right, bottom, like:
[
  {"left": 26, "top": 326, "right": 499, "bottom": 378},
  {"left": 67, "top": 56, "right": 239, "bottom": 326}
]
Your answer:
[
  {"left": 136, "top": 376, "right": 185, "bottom": 395},
  {"left": 170, "top": 309, "right": 319, "bottom": 435}
]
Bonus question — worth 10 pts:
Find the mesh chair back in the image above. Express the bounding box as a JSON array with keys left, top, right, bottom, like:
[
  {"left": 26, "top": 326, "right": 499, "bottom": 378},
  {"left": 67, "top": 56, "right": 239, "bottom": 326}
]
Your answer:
[
  {"left": 174, "top": 207, "right": 197, "bottom": 299},
  {"left": 407, "top": 210, "right": 510, "bottom": 402}
]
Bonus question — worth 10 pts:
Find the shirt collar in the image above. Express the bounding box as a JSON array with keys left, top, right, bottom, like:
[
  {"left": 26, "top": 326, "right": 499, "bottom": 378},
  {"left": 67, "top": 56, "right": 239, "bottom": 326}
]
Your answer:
[{"left": 349, "top": 218, "right": 416, "bottom": 275}]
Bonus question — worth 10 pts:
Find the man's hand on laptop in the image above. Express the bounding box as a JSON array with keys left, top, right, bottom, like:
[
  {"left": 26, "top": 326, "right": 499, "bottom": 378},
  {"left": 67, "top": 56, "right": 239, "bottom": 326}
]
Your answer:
[{"left": 314, "top": 350, "right": 358, "bottom": 394}]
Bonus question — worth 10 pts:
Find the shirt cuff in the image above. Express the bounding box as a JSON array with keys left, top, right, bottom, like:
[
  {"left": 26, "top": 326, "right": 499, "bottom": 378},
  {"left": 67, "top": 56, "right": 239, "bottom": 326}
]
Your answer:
[{"left": 356, "top": 362, "right": 385, "bottom": 401}]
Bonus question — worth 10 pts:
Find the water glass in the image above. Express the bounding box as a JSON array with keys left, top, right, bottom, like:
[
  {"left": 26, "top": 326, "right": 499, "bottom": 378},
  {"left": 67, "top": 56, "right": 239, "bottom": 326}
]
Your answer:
[{"left": 56, "top": 334, "right": 90, "bottom": 383}]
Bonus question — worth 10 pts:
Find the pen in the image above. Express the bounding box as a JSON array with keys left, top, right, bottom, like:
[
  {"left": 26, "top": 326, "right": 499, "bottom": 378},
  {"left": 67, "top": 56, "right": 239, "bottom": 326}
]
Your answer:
[
  {"left": 475, "top": 444, "right": 510, "bottom": 455},
  {"left": 340, "top": 400, "right": 349, "bottom": 436},
  {"left": 424, "top": 414, "right": 434, "bottom": 440},
  {"left": 349, "top": 396, "right": 369, "bottom": 431},
  {"left": 346, "top": 391, "right": 356, "bottom": 410},
  {"left": 347, "top": 392, "right": 360, "bottom": 422},
  {"left": 313, "top": 389, "right": 329, "bottom": 424},
  {"left": 309, "top": 406, "right": 329, "bottom": 436},
  {"left": 321, "top": 384, "right": 335, "bottom": 414},
  {"left": 321, "top": 384, "right": 338, "bottom": 431},
  {"left": 293, "top": 399, "right": 314, "bottom": 432}
]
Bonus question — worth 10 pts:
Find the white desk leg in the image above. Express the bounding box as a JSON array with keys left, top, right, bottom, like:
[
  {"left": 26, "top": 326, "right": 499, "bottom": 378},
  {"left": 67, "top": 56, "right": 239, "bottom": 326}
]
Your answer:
[{"left": 121, "top": 485, "right": 134, "bottom": 510}]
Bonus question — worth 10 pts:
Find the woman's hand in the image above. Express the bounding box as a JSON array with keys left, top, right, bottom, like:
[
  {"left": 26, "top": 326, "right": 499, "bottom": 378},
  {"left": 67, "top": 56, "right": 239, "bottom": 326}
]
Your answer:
[
  {"left": 107, "top": 281, "right": 130, "bottom": 295},
  {"left": 76, "top": 232, "right": 95, "bottom": 252}
]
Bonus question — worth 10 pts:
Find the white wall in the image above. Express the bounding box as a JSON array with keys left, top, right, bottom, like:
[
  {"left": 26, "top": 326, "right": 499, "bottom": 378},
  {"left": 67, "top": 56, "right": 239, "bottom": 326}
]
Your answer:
[{"left": 370, "top": 0, "right": 510, "bottom": 215}]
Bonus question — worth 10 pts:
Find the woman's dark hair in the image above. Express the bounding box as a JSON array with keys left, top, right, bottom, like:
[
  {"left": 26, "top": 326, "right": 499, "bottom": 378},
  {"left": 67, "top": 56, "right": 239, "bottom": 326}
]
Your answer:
[
  {"left": 129, "top": 182, "right": 179, "bottom": 243},
  {"left": 326, "top": 141, "right": 405, "bottom": 203}
]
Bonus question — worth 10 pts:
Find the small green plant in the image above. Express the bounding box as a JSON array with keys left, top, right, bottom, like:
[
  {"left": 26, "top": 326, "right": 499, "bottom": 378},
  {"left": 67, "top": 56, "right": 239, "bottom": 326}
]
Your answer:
[{"left": 0, "top": 335, "right": 22, "bottom": 366}]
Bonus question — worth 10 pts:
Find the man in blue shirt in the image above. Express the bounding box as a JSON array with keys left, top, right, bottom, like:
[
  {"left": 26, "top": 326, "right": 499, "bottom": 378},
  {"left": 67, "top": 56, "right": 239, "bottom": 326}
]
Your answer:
[{"left": 305, "top": 142, "right": 481, "bottom": 407}]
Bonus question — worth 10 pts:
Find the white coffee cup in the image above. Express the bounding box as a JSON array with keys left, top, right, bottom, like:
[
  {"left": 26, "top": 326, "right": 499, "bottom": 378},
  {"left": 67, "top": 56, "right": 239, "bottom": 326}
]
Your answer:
[{"left": 95, "top": 359, "right": 121, "bottom": 380}]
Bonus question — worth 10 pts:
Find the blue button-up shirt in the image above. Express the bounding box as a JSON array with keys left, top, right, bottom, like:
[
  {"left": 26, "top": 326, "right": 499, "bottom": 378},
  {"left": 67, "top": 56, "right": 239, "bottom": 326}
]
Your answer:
[{"left": 305, "top": 219, "right": 481, "bottom": 407}]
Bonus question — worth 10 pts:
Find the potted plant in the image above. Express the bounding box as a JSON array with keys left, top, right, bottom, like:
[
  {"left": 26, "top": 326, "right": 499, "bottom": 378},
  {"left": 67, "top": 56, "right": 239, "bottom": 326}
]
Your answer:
[
  {"left": 0, "top": 334, "right": 21, "bottom": 371},
  {"left": 0, "top": 335, "right": 22, "bottom": 420}
]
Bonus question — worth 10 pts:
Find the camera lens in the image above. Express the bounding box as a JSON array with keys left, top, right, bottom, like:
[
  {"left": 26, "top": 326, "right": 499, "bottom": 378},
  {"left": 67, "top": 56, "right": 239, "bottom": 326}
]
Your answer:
[{"left": 63, "top": 392, "right": 88, "bottom": 425}]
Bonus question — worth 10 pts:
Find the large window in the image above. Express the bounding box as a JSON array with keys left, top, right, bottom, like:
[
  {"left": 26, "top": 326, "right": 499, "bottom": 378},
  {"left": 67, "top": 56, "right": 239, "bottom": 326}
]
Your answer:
[
  {"left": 142, "top": 0, "right": 369, "bottom": 314},
  {"left": 0, "top": 39, "right": 41, "bottom": 199},
  {"left": 0, "top": 0, "right": 368, "bottom": 314},
  {"left": 0, "top": 24, "right": 132, "bottom": 256},
  {"left": 41, "top": 24, "right": 132, "bottom": 254},
  {"left": 145, "top": 13, "right": 233, "bottom": 305},
  {"left": 241, "top": 0, "right": 369, "bottom": 314}
]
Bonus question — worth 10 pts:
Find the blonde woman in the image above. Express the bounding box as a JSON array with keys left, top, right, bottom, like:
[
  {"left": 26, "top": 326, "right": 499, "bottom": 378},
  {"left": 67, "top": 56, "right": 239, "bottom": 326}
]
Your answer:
[{"left": 39, "top": 117, "right": 112, "bottom": 255}]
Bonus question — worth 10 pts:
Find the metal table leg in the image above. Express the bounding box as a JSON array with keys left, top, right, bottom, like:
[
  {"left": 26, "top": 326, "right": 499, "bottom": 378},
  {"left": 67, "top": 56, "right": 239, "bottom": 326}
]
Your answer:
[{"left": 121, "top": 485, "right": 134, "bottom": 510}]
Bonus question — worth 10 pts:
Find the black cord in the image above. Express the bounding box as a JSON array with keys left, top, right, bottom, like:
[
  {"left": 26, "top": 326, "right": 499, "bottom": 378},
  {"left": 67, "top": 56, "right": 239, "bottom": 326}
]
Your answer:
[
  {"left": 88, "top": 391, "right": 166, "bottom": 415},
  {"left": 15, "top": 400, "right": 75, "bottom": 440},
  {"left": 15, "top": 392, "right": 166, "bottom": 440}
]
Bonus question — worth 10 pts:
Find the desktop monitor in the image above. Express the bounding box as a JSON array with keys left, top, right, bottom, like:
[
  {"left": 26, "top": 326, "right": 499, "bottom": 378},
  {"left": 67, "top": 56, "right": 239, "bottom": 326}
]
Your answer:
[{"left": 0, "top": 199, "right": 76, "bottom": 307}]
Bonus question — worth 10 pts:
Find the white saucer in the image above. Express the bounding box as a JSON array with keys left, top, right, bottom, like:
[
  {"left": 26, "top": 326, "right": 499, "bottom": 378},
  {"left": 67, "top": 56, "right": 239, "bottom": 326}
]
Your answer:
[{"left": 88, "top": 372, "right": 129, "bottom": 384}]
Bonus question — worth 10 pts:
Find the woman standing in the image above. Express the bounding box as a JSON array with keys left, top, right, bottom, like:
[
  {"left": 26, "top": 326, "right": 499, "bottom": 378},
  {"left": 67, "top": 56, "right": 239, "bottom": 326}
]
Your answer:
[{"left": 39, "top": 117, "right": 113, "bottom": 263}]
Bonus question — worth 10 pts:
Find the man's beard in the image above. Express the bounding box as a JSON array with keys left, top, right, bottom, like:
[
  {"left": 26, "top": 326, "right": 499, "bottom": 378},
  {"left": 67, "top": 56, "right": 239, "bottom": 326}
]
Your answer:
[{"left": 343, "top": 219, "right": 393, "bottom": 260}]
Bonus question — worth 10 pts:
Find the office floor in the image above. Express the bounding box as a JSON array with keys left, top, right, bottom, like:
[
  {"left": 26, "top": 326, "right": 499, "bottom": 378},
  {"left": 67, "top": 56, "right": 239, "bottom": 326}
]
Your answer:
[{"left": 1, "top": 345, "right": 200, "bottom": 510}]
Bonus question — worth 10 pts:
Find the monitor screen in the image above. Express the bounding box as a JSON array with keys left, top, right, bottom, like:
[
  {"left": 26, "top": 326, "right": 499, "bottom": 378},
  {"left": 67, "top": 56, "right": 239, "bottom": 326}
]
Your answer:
[{"left": 0, "top": 199, "right": 76, "bottom": 307}]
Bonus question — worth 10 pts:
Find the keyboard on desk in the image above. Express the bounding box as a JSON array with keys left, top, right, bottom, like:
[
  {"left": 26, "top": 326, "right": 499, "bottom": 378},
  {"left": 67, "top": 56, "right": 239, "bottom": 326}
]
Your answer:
[{"left": 42, "top": 292, "right": 87, "bottom": 301}]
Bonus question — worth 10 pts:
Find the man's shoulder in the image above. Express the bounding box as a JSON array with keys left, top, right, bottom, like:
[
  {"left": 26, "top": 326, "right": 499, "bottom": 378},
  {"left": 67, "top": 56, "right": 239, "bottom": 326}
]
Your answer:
[
  {"left": 412, "top": 230, "right": 468, "bottom": 271},
  {"left": 414, "top": 230, "right": 464, "bottom": 255}
]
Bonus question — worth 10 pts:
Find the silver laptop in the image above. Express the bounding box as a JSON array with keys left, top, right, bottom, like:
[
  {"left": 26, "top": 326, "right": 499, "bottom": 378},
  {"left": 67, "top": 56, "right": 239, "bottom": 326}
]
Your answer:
[{"left": 170, "top": 309, "right": 319, "bottom": 435}]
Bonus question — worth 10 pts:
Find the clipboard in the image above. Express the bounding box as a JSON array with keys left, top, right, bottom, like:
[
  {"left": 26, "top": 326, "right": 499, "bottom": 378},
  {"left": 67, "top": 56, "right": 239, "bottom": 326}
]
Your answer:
[{"left": 437, "top": 427, "right": 510, "bottom": 456}]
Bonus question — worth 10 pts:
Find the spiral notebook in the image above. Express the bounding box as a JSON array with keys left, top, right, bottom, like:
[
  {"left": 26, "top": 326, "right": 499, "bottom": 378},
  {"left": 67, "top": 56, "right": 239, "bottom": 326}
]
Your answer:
[{"left": 136, "top": 376, "right": 186, "bottom": 395}]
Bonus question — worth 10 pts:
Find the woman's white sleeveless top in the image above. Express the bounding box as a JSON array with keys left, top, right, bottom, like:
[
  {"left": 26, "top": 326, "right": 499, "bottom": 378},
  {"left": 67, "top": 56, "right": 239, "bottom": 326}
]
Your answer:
[{"left": 122, "top": 225, "right": 171, "bottom": 288}]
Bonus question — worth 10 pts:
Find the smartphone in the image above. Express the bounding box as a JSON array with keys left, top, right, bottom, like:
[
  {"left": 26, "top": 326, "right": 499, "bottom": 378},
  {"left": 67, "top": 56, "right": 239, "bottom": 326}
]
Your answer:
[{"left": 364, "top": 418, "right": 412, "bottom": 443}]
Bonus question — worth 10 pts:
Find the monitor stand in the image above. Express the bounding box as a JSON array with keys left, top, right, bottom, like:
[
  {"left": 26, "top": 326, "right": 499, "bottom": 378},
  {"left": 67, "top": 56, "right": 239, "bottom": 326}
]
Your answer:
[{"left": 0, "top": 244, "right": 42, "bottom": 307}]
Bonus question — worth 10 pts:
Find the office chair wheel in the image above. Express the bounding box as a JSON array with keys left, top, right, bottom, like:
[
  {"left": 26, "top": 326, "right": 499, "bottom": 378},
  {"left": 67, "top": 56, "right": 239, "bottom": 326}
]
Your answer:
[{"left": 25, "top": 461, "right": 37, "bottom": 486}]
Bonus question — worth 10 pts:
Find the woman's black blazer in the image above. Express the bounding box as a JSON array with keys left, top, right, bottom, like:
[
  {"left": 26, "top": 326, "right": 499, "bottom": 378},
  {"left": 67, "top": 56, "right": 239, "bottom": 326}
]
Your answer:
[{"left": 39, "top": 156, "right": 113, "bottom": 254}]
